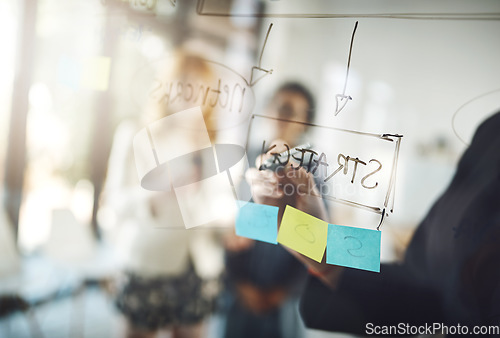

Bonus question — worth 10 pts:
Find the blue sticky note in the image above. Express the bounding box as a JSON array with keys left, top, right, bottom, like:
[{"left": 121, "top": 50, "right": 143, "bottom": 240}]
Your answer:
[
  {"left": 235, "top": 201, "right": 279, "bottom": 244},
  {"left": 326, "top": 224, "right": 381, "bottom": 272}
]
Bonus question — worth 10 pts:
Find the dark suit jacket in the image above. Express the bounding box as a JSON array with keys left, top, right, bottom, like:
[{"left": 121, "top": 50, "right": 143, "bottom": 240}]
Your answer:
[{"left": 300, "top": 111, "right": 500, "bottom": 336}]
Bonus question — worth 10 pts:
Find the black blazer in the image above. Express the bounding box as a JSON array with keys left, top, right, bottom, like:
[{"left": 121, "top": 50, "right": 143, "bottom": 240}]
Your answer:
[{"left": 300, "top": 111, "right": 500, "bottom": 336}]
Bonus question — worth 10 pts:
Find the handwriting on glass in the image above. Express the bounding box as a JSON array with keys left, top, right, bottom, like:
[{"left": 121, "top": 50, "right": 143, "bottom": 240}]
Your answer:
[{"left": 262, "top": 142, "right": 382, "bottom": 190}]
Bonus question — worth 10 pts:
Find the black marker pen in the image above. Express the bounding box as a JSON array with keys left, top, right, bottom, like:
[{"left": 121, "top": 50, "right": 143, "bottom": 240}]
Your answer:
[{"left": 259, "top": 143, "right": 312, "bottom": 171}]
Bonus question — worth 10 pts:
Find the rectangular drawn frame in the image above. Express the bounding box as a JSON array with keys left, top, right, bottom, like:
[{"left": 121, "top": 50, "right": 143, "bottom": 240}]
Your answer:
[{"left": 246, "top": 114, "right": 403, "bottom": 216}]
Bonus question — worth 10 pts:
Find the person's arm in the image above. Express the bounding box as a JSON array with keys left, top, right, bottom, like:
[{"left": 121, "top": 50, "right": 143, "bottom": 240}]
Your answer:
[
  {"left": 487, "top": 286, "right": 500, "bottom": 328},
  {"left": 246, "top": 160, "right": 444, "bottom": 335},
  {"left": 246, "top": 164, "right": 344, "bottom": 288},
  {"left": 300, "top": 263, "right": 444, "bottom": 336},
  {"left": 463, "top": 226, "right": 500, "bottom": 329},
  {"left": 299, "top": 209, "right": 444, "bottom": 335}
]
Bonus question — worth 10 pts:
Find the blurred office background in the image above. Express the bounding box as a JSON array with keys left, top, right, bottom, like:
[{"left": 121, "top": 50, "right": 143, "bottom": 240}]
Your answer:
[{"left": 1, "top": 0, "right": 499, "bottom": 337}]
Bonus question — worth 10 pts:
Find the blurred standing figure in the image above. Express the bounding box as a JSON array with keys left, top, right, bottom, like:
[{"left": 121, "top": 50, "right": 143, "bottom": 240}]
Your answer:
[
  {"left": 101, "top": 50, "right": 224, "bottom": 338},
  {"left": 222, "top": 82, "right": 316, "bottom": 338}
]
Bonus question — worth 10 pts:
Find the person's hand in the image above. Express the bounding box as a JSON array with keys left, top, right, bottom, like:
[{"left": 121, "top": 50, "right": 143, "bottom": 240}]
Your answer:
[
  {"left": 279, "top": 165, "right": 328, "bottom": 219},
  {"left": 245, "top": 139, "right": 300, "bottom": 211},
  {"left": 245, "top": 167, "right": 287, "bottom": 208},
  {"left": 277, "top": 166, "right": 345, "bottom": 288},
  {"left": 246, "top": 140, "right": 344, "bottom": 288},
  {"left": 246, "top": 139, "right": 327, "bottom": 221},
  {"left": 236, "top": 283, "right": 288, "bottom": 314}
]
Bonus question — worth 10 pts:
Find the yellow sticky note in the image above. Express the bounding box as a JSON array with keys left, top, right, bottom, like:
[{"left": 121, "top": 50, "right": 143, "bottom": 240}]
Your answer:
[
  {"left": 81, "top": 56, "right": 111, "bottom": 91},
  {"left": 277, "top": 205, "right": 328, "bottom": 262}
]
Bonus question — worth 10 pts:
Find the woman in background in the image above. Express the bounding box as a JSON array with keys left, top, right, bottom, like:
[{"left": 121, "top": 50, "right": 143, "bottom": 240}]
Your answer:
[
  {"left": 222, "top": 82, "right": 316, "bottom": 338},
  {"left": 101, "top": 51, "right": 224, "bottom": 338}
]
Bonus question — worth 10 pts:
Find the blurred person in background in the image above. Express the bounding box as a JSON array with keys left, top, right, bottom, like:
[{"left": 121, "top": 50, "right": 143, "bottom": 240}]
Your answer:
[
  {"left": 221, "top": 82, "right": 317, "bottom": 338},
  {"left": 101, "top": 50, "right": 225, "bottom": 338}
]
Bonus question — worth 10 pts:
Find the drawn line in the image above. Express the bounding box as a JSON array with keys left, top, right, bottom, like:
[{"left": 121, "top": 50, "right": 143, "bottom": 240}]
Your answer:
[
  {"left": 248, "top": 175, "right": 383, "bottom": 214},
  {"left": 377, "top": 208, "right": 386, "bottom": 231},
  {"left": 250, "top": 23, "right": 274, "bottom": 86},
  {"left": 259, "top": 23, "right": 273, "bottom": 69},
  {"left": 342, "top": 21, "right": 358, "bottom": 97},
  {"left": 252, "top": 114, "right": 399, "bottom": 141},
  {"left": 310, "top": 190, "right": 382, "bottom": 214},
  {"left": 384, "top": 135, "right": 402, "bottom": 210},
  {"left": 451, "top": 88, "right": 500, "bottom": 146},
  {"left": 334, "top": 21, "right": 358, "bottom": 116},
  {"left": 195, "top": 2, "right": 500, "bottom": 21},
  {"left": 200, "top": 14, "right": 500, "bottom": 21}
]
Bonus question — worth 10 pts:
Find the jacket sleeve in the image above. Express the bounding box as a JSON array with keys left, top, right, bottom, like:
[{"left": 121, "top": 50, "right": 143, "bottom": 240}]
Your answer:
[
  {"left": 464, "top": 227, "right": 500, "bottom": 328},
  {"left": 299, "top": 263, "right": 444, "bottom": 336}
]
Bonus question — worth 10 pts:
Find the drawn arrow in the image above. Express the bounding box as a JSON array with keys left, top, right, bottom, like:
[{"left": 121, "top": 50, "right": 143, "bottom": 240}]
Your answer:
[
  {"left": 335, "top": 94, "right": 352, "bottom": 115},
  {"left": 334, "top": 21, "right": 358, "bottom": 116},
  {"left": 250, "top": 23, "right": 274, "bottom": 87}
]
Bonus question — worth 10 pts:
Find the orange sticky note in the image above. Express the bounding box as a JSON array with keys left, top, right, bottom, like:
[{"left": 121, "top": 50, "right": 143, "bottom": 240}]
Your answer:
[{"left": 277, "top": 205, "right": 328, "bottom": 262}]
